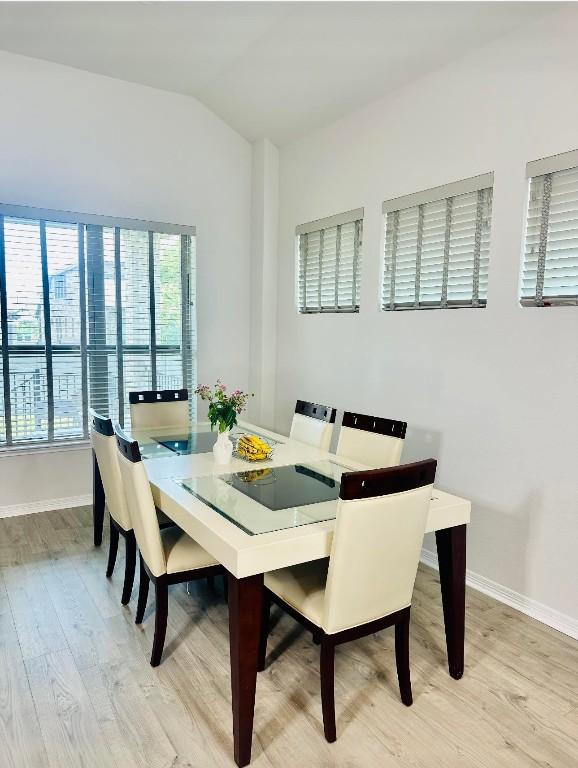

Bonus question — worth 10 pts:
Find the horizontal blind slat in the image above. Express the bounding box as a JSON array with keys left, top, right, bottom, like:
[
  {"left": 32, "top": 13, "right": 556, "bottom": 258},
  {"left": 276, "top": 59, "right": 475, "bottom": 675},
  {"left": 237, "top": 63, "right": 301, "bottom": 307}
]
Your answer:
[
  {"left": 298, "top": 218, "right": 362, "bottom": 313},
  {"left": 1, "top": 211, "right": 195, "bottom": 447},
  {"left": 522, "top": 166, "right": 578, "bottom": 305},
  {"left": 382, "top": 186, "right": 492, "bottom": 310}
]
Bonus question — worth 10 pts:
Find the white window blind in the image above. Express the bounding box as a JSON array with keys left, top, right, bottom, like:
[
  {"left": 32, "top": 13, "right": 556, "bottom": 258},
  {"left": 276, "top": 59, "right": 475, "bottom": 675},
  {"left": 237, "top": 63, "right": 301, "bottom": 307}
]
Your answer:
[
  {"left": 522, "top": 149, "right": 578, "bottom": 306},
  {"left": 0, "top": 204, "right": 196, "bottom": 447},
  {"left": 296, "top": 208, "right": 363, "bottom": 313},
  {"left": 382, "top": 174, "right": 493, "bottom": 310}
]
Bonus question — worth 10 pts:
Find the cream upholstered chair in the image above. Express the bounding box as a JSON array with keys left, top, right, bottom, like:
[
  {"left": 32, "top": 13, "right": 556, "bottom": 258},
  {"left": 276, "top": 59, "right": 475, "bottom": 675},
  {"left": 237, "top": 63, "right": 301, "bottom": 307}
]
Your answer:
[
  {"left": 260, "top": 459, "right": 437, "bottom": 742},
  {"left": 90, "top": 410, "right": 139, "bottom": 605},
  {"left": 129, "top": 388, "right": 189, "bottom": 431},
  {"left": 336, "top": 411, "right": 407, "bottom": 468},
  {"left": 90, "top": 410, "right": 175, "bottom": 605},
  {"left": 289, "top": 400, "right": 337, "bottom": 451},
  {"left": 115, "top": 425, "right": 224, "bottom": 666}
]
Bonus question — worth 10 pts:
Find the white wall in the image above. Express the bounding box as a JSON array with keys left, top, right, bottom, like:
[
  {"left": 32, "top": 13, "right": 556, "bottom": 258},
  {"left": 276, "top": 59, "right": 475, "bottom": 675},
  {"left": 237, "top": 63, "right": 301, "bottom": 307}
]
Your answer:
[
  {"left": 248, "top": 138, "right": 279, "bottom": 429},
  {"left": 0, "top": 50, "right": 252, "bottom": 511},
  {"left": 275, "top": 9, "right": 578, "bottom": 623}
]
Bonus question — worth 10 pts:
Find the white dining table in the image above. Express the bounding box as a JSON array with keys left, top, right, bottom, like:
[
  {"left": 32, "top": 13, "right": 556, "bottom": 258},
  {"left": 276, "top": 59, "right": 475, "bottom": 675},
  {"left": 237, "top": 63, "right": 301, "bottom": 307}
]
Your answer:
[{"left": 92, "top": 419, "right": 470, "bottom": 767}]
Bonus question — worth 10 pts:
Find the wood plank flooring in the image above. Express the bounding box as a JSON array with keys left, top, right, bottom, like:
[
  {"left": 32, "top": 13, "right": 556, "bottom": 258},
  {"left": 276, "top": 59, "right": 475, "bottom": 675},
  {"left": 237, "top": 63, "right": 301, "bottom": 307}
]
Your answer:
[{"left": 0, "top": 506, "right": 576, "bottom": 768}]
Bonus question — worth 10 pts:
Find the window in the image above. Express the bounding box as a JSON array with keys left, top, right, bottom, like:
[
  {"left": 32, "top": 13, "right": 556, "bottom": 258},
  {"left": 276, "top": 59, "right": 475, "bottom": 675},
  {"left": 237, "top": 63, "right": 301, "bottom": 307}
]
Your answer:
[
  {"left": 382, "top": 174, "right": 493, "bottom": 310},
  {"left": 522, "top": 149, "right": 578, "bottom": 306},
  {"left": 0, "top": 204, "right": 196, "bottom": 447},
  {"left": 296, "top": 208, "right": 363, "bottom": 313},
  {"left": 52, "top": 274, "right": 66, "bottom": 299}
]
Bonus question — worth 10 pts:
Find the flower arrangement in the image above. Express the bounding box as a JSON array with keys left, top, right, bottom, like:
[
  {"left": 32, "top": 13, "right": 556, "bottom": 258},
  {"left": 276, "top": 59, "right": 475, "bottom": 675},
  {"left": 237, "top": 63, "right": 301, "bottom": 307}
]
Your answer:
[{"left": 194, "top": 380, "right": 253, "bottom": 433}]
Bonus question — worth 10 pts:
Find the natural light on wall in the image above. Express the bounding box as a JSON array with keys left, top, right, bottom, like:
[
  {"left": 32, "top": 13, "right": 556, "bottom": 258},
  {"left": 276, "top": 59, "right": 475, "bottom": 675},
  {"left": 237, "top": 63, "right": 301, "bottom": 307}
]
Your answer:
[{"left": 0, "top": 204, "right": 196, "bottom": 447}]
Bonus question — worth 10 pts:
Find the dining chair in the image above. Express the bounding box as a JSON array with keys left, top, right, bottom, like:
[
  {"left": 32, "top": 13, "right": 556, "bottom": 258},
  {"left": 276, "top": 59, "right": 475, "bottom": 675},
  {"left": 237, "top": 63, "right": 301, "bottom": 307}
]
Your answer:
[
  {"left": 114, "top": 425, "right": 224, "bottom": 667},
  {"left": 129, "top": 388, "right": 189, "bottom": 431},
  {"left": 259, "top": 459, "right": 437, "bottom": 742},
  {"left": 90, "top": 410, "right": 175, "bottom": 605},
  {"left": 336, "top": 411, "right": 407, "bottom": 467},
  {"left": 289, "top": 399, "right": 337, "bottom": 451}
]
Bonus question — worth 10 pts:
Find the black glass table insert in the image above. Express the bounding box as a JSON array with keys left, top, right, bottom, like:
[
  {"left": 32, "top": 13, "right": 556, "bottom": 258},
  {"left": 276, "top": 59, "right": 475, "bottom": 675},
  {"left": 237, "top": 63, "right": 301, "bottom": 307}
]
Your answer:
[
  {"left": 221, "top": 463, "right": 339, "bottom": 511},
  {"left": 153, "top": 432, "right": 217, "bottom": 455}
]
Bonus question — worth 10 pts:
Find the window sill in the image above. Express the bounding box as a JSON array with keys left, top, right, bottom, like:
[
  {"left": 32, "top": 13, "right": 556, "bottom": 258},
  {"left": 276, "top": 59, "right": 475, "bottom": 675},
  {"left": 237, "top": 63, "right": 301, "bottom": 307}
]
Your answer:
[{"left": 0, "top": 439, "right": 90, "bottom": 458}]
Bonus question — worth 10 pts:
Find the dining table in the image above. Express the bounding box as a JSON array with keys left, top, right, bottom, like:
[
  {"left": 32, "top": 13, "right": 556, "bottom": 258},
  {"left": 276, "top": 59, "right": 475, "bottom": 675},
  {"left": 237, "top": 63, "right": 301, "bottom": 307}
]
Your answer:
[{"left": 92, "top": 419, "right": 470, "bottom": 767}]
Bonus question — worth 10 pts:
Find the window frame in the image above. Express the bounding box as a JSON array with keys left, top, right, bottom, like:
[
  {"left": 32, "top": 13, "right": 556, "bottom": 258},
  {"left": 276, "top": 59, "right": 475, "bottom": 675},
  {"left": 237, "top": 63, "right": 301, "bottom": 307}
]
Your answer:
[
  {"left": 296, "top": 208, "right": 364, "bottom": 314},
  {"left": 521, "top": 148, "right": 578, "bottom": 307},
  {"left": 381, "top": 173, "right": 494, "bottom": 312},
  {"left": 0, "top": 202, "right": 196, "bottom": 451}
]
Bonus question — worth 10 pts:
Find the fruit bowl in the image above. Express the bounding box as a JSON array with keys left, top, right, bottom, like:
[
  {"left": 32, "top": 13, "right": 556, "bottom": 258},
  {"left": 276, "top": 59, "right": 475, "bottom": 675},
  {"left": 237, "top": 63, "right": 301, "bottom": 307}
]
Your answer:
[{"left": 234, "top": 433, "right": 273, "bottom": 462}]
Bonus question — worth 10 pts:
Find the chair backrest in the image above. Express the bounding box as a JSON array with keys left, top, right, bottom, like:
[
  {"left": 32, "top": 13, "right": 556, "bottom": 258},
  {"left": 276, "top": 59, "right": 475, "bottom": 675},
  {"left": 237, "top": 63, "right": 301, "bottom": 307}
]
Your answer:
[
  {"left": 114, "top": 425, "right": 167, "bottom": 578},
  {"left": 129, "top": 389, "right": 189, "bottom": 431},
  {"left": 89, "top": 410, "right": 132, "bottom": 531},
  {"left": 323, "top": 459, "right": 436, "bottom": 634},
  {"left": 289, "top": 400, "right": 336, "bottom": 451},
  {"left": 336, "top": 411, "right": 406, "bottom": 468}
]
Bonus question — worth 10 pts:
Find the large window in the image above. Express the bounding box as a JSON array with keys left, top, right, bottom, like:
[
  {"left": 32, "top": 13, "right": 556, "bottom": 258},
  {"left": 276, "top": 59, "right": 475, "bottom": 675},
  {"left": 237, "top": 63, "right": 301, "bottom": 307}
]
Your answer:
[
  {"left": 0, "top": 204, "right": 196, "bottom": 447},
  {"left": 522, "top": 149, "right": 578, "bottom": 306},
  {"left": 296, "top": 208, "right": 363, "bottom": 313},
  {"left": 382, "top": 174, "right": 493, "bottom": 310}
]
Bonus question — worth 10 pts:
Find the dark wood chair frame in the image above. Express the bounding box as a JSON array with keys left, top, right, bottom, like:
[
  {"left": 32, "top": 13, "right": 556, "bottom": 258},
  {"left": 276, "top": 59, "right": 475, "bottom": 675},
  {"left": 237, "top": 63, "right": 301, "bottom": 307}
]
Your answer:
[
  {"left": 106, "top": 517, "right": 137, "bottom": 605},
  {"left": 90, "top": 410, "right": 134, "bottom": 602},
  {"left": 128, "top": 388, "right": 188, "bottom": 404},
  {"left": 90, "top": 409, "right": 174, "bottom": 606},
  {"left": 259, "top": 592, "right": 411, "bottom": 742},
  {"left": 136, "top": 553, "right": 225, "bottom": 667},
  {"left": 105, "top": 510, "right": 176, "bottom": 606},
  {"left": 295, "top": 399, "right": 337, "bottom": 423},
  {"left": 341, "top": 410, "right": 407, "bottom": 439},
  {"left": 258, "top": 459, "right": 437, "bottom": 744},
  {"left": 93, "top": 449, "right": 105, "bottom": 547},
  {"left": 114, "top": 423, "right": 225, "bottom": 667}
]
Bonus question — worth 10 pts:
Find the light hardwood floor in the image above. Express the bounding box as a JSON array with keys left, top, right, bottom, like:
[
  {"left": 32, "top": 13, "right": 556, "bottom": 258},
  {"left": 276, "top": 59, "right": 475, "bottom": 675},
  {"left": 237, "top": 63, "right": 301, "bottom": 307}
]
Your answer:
[{"left": 0, "top": 506, "right": 576, "bottom": 768}]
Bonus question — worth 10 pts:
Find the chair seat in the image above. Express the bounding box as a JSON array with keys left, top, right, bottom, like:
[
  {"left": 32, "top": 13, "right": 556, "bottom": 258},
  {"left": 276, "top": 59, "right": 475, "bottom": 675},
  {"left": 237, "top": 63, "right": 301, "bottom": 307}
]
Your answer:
[
  {"left": 160, "top": 526, "right": 218, "bottom": 574},
  {"left": 265, "top": 559, "right": 329, "bottom": 628}
]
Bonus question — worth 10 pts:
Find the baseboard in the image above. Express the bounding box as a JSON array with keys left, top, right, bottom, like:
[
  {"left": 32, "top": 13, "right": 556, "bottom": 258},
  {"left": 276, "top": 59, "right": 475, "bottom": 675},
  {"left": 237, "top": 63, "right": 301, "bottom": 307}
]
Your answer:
[
  {"left": 420, "top": 548, "right": 578, "bottom": 641},
  {"left": 0, "top": 494, "right": 92, "bottom": 518}
]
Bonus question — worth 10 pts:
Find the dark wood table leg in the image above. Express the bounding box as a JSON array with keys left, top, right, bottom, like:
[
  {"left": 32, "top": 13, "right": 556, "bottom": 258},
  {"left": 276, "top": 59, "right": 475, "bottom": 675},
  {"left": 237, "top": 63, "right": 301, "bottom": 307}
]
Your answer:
[
  {"left": 435, "top": 523, "right": 467, "bottom": 680},
  {"left": 228, "top": 572, "right": 264, "bottom": 767},
  {"left": 92, "top": 449, "right": 105, "bottom": 547}
]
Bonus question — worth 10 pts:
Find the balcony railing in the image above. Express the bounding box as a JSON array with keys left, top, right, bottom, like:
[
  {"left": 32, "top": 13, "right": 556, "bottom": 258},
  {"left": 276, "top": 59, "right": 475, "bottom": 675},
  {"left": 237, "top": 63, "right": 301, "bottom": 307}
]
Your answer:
[{"left": 1, "top": 369, "right": 181, "bottom": 443}]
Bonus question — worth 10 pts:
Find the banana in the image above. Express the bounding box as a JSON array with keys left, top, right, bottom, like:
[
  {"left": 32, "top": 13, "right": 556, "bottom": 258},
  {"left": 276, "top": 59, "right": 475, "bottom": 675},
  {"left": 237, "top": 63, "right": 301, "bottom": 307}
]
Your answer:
[
  {"left": 239, "top": 468, "right": 272, "bottom": 483},
  {"left": 236, "top": 433, "right": 272, "bottom": 461}
]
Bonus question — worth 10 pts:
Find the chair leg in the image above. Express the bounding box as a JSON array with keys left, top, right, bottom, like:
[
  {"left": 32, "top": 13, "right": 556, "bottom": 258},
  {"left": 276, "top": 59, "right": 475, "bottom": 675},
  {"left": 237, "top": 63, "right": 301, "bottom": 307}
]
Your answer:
[
  {"left": 150, "top": 579, "right": 169, "bottom": 667},
  {"left": 135, "top": 556, "right": 150, "bottom": 625},
  {"left": 257, "top": 592, "right": 270, "bottom": 672},
  {"left": 320, "top": 637, "right": 336, "bottom": 743},
  {"left": 395, "top": 612, "right": 413, "bottom": 706},
  {"left": 106, "top": 519, "right": 119, "bottom": 578},
  {"left": 312, "top": 631, "right": 322, "bottom": 645},
  {"left": 121, "top": 533, "right": 137, "bottom": 606}
]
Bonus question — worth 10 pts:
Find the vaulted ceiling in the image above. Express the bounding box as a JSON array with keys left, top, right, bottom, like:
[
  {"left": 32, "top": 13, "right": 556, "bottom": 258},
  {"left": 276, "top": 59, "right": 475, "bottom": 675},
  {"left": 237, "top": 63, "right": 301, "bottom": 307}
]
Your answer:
[{"left": 0, "top": 2, "right": 558, "bottom": 145}]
